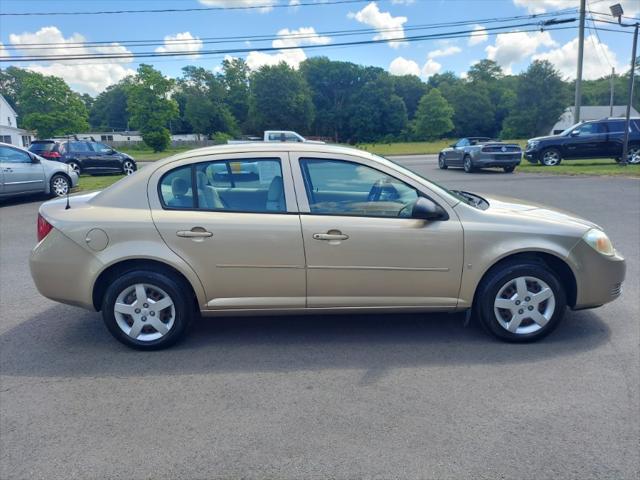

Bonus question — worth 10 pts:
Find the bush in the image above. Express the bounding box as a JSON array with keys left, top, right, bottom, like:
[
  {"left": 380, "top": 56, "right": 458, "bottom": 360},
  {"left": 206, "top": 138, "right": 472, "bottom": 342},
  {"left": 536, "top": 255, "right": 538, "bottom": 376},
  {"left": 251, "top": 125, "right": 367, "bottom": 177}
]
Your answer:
[
  {"left": 142, "top": 128, "right": 171, "bottom": 152},
  {"left": 212, "top": 131, "right": 233, "bottom": 145}
]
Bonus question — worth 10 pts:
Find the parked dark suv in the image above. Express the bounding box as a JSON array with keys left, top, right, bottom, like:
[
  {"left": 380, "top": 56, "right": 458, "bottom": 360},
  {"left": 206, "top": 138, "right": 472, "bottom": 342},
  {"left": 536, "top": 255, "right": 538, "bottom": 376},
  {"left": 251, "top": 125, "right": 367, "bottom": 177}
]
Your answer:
[
  {"left": 525, "top": 118, "right": 640, "bottom": 166},
  {"left": 29, "top": 140, "right": 137, "bottom": 176}
]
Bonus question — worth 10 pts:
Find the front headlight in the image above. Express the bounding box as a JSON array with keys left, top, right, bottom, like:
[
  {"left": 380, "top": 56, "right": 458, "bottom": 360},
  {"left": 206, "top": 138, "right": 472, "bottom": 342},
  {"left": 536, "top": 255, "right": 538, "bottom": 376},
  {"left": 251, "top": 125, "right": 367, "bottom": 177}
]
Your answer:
[
  {"left": 528, "top": 140, "right": 540, "bottom": 149},
  {"left": 583, "top": 229, "right": 615, "bottom": 256}
]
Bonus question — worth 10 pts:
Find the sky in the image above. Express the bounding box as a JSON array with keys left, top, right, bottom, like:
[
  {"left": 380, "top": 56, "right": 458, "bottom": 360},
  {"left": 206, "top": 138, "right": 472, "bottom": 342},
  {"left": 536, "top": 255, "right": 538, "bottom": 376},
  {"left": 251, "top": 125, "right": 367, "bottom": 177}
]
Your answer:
[{"left": 0, "top": 0, "right": 638, "bottom": 95}]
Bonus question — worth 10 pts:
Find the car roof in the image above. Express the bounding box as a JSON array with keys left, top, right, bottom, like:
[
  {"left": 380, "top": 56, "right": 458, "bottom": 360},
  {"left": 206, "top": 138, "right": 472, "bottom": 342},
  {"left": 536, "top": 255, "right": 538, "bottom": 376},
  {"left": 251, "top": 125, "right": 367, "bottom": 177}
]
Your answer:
[{"left": 154, "top": 142, "right": 382, "bottom": 167}]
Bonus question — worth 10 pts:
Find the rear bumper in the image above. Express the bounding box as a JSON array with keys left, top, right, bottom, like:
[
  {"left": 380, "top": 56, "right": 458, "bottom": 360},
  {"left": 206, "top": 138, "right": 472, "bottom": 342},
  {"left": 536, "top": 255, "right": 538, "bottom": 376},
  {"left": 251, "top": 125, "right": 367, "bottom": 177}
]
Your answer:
[
  {"left": 474, "top": 154, "right": 522, "bottom": 167},
  {"left": 30, "top": 229, "right": 102, "bottom": 310},
  {"left": 569, "top": 240, "right": 626, "bottom": 309}
]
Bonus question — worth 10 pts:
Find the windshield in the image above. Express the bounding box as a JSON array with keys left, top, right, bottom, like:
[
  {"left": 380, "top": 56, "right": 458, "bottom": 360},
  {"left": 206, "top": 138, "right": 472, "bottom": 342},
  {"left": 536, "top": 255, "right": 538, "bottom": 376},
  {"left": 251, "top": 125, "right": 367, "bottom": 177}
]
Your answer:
[
  {"left": 559, "top": 123, "right": 581, "bottom": 136},
  {"left": 29, "top": 142, "right": 56, "bottom": 152}
]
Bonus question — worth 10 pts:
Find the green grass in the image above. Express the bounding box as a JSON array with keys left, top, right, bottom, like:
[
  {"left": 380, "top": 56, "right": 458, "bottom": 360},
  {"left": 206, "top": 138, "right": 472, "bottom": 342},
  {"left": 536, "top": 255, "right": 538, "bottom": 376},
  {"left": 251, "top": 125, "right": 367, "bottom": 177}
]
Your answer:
[
  {"left": 518, "top": 159, "right": 640, "bottom": 177},
  {"left": 119, "top": 146, "right": 193, "bottom": 161},
  {"left": 74, "top": 174, "right": 125, "bottom": 192},
  {"left": 356, "top": 139, "right": 527, "bottom": 156}
]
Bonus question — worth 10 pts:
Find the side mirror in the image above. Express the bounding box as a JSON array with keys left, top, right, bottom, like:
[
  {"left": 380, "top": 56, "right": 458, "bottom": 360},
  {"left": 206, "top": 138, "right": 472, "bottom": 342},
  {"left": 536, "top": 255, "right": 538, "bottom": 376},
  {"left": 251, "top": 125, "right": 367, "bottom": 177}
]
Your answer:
[
  {"left": 412, "top": 197, "right": 448, "bottom": 221},
  {"left": 570, "top": 130, "right": 580, "bottom": 136},
  {"left": 30, "top": 153, "right": 40, "bottom": 163}
]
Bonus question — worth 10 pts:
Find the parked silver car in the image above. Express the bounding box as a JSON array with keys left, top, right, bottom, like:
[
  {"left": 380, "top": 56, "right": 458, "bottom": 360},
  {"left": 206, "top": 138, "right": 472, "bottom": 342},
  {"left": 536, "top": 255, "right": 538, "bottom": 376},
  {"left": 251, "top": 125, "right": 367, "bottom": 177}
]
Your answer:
[
  {"left": 0, "top": 142, "right": 79, "bottom": 199},
  {"left": 439, "top": 137, "right": 522, "bottom": 173}
]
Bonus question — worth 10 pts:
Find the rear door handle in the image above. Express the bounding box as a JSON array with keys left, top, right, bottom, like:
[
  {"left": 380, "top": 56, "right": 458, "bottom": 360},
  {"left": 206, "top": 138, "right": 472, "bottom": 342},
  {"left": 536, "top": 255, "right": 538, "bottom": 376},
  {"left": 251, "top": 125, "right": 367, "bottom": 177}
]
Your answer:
[
  {"left": 313, "top": 232, "right": 349, "bottom": 241},
  {"left": 176, "top": 228, "right": 213, "bottom": 238}
]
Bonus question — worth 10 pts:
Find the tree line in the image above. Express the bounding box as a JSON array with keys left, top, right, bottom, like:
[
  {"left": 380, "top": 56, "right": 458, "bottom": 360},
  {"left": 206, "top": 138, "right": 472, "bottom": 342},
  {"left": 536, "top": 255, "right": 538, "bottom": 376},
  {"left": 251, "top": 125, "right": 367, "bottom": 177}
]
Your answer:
[{"left": 1, "top": 58, "right": 638, "bottom": 151}]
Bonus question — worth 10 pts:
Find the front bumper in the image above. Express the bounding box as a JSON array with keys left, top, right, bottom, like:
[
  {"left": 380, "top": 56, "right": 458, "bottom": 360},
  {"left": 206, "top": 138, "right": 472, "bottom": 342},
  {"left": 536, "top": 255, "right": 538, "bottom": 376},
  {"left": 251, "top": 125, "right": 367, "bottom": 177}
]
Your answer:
[
  {"left": 524, "top": 149, "right": 541, "bottom": 162},
  {"left": 568, "top": 240, "right": 626, "bottom": 309}
]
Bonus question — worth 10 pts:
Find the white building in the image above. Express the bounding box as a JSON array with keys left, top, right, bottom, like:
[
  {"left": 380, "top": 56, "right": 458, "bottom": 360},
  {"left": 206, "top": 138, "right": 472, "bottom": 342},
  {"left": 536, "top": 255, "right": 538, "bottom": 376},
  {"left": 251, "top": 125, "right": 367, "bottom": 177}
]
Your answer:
[
  {"left": 0, "top": 94, "right": 33, "bottom": 147},
  {"left": 54, "top": 131, "right": 205, "bottom": 144},
  {"left": 550, "top": 105, "right": 640, "bottom": 134}
]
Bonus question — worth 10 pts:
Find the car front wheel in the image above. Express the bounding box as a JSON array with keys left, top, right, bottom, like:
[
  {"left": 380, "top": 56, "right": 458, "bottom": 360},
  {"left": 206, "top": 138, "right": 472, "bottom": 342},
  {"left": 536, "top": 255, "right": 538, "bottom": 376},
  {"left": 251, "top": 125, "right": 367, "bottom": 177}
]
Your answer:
[
  {"left": 503, "top": 165, "right": 516, "bottom": 173},
  {"left": 122, "top": 160, "right": 136, "bottom": 175},
  {"left": 541, "top": 148, "right": 562, "bottom": 166},
  {"left": 463, "top": 155, "right": 474, "bottom": 173},
  {"left": 438, "top": 154, "right": 448, "bottom": 169},
  {"left": 476, "top": 260, "right": 566, "bottom": 342},
  {"left": 628, "top": 145, "right": 640, "bottom": 164},
  {"left": 50, "top": 174, "right": 70, "bottom": 197},
  {"left": 102, "top": 270, "right": 192, "bottom": 350}
]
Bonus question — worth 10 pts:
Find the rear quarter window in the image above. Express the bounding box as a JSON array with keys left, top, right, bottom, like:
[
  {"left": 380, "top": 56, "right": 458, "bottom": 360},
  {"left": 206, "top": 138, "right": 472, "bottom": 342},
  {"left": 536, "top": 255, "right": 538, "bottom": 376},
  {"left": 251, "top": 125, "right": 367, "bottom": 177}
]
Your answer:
[{"left": 159, "top": 166, "right": 194, "bottom": 209}]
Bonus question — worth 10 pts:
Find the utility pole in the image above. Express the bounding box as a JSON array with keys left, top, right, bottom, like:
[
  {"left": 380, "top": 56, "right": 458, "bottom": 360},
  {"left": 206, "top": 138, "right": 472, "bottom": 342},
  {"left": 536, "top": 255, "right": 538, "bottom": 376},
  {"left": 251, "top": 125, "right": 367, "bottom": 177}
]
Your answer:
[
  {"left": 609, "top": 67, "right": 615, "bottom": 116},
  {"left": 574, "top": 0, "right": 586, "bottom": 124}
]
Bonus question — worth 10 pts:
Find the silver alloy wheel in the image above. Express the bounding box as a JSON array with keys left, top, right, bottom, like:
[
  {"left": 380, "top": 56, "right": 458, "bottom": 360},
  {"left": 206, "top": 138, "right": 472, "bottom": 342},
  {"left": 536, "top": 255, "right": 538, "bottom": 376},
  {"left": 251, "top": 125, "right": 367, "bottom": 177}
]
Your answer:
[
  {"left": 542, "top": 150, "right": 560, "bottom": 166},
  {"left": 68, "top": 162, "right": 80, "bottom": 174},
  {"left": 113, "top": 283, "right": 175, "bottom": 342},
  {"left": 493, "top": 276, "right": 556, "bottom": 335},
  {"left": 438, "top": 155, "right": 446, "bottom": 168},
  {"left": 123, "top": 160, "right": 135, "bottom": 175},
  {"left": 628, "top": 146, "right": 640, "bottom": 164},
  {"left": 51, "top": 176, "right": 69, "bottom": 196},
  {"left": 464, "top": 156, "right": 472, "bottom": 172}
]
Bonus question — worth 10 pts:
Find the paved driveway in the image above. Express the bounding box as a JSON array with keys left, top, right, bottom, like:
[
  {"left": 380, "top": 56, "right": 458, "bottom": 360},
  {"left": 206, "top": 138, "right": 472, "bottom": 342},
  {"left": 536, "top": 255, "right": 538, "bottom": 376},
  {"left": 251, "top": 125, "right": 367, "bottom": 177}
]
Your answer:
[{"left": 1, "top": 159, "right": 638, "bottom": 479}]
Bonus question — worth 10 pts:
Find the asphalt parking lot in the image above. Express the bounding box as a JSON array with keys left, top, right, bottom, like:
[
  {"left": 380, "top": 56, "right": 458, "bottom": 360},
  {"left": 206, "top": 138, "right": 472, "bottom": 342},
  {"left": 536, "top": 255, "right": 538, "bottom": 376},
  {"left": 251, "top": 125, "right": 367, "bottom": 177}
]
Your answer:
[{"left": 1, "top": 156, "right": 639, "bottom": 479}]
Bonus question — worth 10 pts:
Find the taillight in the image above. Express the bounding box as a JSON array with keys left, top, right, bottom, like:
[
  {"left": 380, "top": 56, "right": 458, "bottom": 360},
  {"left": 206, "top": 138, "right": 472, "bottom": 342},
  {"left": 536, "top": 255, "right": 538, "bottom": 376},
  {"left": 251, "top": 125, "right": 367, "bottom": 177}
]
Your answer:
[
  {"left": 37, "top": 214, "right": 53, "bottom": 242},
  {"left": 42, "top": 151, "right": 61, "bottom": 159}
]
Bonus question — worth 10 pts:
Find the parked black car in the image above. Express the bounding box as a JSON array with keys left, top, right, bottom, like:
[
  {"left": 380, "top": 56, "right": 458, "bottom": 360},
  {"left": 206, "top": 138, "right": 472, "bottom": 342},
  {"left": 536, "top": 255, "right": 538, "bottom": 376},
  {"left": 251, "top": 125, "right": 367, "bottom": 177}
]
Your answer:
[
  {"left": 29, "top": 140, "right": 137, "bottom": 176},
  {"left": 525, "top": 117, "right": 640, "bottom": 166},
  {"left": 438, "top": 137, "right": 522, "bottom": 173}
]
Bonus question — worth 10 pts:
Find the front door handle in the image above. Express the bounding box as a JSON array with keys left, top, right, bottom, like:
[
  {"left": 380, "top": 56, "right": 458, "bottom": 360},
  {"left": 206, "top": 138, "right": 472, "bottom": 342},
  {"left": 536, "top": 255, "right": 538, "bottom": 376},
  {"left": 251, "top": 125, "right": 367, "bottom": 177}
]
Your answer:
[
  {"left": 176, "top": 227, "right": 213, "bottom": 238},
  {"left": 313, "top": 232, "right": 349, "bottom": 241}
]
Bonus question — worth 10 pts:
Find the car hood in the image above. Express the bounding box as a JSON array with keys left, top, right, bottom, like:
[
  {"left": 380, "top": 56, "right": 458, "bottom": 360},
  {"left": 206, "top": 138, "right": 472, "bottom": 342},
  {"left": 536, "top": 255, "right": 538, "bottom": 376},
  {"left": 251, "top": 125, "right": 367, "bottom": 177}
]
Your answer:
[
  {"left": 528, "top": 134, "right": 564, "bottom": 143},
  {"left": 482, "top": 194, "right": 601, "bottom": 231}
]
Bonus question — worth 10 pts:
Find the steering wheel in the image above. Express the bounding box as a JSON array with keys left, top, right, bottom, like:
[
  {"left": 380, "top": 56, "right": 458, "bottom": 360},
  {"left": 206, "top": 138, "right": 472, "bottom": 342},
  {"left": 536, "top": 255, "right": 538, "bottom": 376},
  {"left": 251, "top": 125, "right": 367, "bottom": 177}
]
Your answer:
[{"left": 367, "top": 179, "right": 400, "bottom": 202}]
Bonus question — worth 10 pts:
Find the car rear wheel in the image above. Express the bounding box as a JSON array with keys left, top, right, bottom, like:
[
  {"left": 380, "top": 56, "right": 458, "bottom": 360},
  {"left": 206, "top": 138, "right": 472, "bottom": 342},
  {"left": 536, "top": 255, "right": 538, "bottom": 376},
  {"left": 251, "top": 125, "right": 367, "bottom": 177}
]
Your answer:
[
  {"left": 50, "top": 174, "right": 70, "bottom": 197},
  {"left": 476, "top": 261, "right": 566, "bottom": 342},
  {"left": 68, "top": 161, "right": 81, "bottom": 175},
  {"left": 503, "top": 165, "right": 516, "bottom": 173},
  {"left": 628, "top": 145, "right": 640, "bottom": 164},
  {"left": 102, "top": 271, "right": 192, "bottom": 350},
  {"left": 438, "top": 154, "right": 448, "bottom": 169},
  {"left": 541, "top": 148, "right": 562, "bottom": 166},
  {"left": 122, "top": 160, "right": 136, "bottom": 175},
  {"left": 463, "top": 155, "right": 474, "bottom": 173}
]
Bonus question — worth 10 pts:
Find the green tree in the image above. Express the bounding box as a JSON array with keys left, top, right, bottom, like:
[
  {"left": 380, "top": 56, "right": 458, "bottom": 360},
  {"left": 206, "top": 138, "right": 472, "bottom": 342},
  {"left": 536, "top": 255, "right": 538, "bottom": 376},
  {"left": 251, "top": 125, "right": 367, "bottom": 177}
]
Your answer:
[
  {"left": 177, "top": 66, "right": 238, "bottom": 138},
  {"left": 501, "top": 60, "right": 568, "bottom": 138},
  {"left": 412, "top": 88, "right": 454, "bottom": 140},
  {"left": 221, "top": 57, "right": 250, "bottom": 127},
  {"left": 126, "top": 64, "right": 178, "bottom": 151},
  {"left": 467, "top": 60, "right": 504, "bottom": 83},
  {"left": 89, "top": 80, "right": 132, "bottom": 130},
  {"left": 392, "top": 74, "right": 428, "bottom": 120},
  {"left": 1, "top": 67, "right": 89, "bottom": 137},
  {"left": 446, "top": 82, "right": 496, "bottom": 137},
  {"left": 249, "top": 63, "right": 314, "bottom": 134}
]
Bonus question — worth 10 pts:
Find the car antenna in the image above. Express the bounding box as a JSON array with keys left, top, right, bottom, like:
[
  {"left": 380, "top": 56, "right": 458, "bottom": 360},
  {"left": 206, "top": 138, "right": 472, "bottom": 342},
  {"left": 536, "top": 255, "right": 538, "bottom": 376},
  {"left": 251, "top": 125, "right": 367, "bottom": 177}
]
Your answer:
[{"left": 65, "top": 133, "right": 71, "bottom": 210}]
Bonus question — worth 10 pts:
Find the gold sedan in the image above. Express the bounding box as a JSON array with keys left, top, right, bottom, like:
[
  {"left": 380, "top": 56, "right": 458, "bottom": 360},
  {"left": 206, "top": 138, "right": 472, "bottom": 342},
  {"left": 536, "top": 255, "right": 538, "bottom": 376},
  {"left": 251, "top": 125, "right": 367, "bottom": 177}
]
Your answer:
[{"left": 30, "top": 144, "right": 626, "bottom": 349}]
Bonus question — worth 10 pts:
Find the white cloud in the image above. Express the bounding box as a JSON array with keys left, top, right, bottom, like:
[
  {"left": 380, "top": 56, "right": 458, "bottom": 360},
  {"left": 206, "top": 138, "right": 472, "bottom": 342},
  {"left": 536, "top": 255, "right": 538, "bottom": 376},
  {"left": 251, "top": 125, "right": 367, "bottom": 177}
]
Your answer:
[
  {"left": 246, "top": 27, "right": 331, "bottom": 70},
  {"left": 155, "top": 32, "right": 203, "bottom": 59},
  {"left": 422, "top": 58, "right": 442, "bottom": 79},
  {"left": 389, "top": 56, "right": 420, "bottom": 76},
  {"left": 348, "top": 2, "right": 408, "bottom": 49},
  {"left": 198, "top": 0, "right": 276, "bottom": 13},
  {"left": 485, "top": 31, "right": 556, "bottom": 73},
  {"left": 391, "top": 0, "right": 416, "bottom": 4},
  {"left": 468, "top": 25, "right": 488, "bottom": 46},
  {"left": 428, "top": 46, "right": 461, "bottom": 59},
  {"left": 8, "top": 26, "right": 135, "bottom": 95},
  {"left": 513, "top": 0, "right": 639, "bottom": 16},
  {"left": 532, "top": 34, "right": 620, "bottom": 80}
]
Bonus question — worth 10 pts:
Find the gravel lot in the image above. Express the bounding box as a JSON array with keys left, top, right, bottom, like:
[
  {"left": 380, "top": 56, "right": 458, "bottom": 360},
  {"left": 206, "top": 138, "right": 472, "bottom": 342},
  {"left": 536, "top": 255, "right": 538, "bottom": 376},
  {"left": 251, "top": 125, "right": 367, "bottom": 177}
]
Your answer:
[{"left": 1, "top": 157, "right": 638, "bottom": 479}]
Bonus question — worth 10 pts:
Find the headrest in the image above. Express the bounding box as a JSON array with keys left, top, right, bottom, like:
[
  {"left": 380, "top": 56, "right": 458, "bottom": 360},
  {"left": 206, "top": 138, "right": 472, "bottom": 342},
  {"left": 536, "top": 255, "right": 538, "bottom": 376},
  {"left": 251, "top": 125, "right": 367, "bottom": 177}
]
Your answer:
[{"left": 171, "top": 177, "right": 189, "bottom": 196}]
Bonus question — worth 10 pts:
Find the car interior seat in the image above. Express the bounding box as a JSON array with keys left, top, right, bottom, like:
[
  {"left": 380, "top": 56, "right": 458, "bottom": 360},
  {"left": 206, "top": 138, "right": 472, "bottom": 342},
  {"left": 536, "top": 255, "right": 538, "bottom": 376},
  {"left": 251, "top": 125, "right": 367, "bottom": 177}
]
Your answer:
[
  {"left": 167, "top": 177, "right": 191, "bottom": 208},
  {"left": 266, "top": 176, "right": 285, "bottom": 212}
]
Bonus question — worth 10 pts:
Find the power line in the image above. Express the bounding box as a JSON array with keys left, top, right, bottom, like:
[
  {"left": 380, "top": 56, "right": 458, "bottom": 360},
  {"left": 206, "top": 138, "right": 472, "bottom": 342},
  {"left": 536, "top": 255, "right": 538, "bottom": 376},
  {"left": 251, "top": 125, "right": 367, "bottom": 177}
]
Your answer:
[
  {"left": 0, "top": 0, "right": 379, "bottom": 16},
  {"left": 0, "top": 22, "right": 577, "bottom": 63},
  {"left": 2, "top": 8, "right": 579, "bottom": 51}
]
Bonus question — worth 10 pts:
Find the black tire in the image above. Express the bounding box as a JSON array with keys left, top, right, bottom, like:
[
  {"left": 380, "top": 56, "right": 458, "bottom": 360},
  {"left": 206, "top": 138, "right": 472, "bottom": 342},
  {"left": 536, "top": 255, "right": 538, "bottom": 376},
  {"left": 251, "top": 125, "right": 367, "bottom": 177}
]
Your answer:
[
  {"left": 503, "top": 165, "right": 516, "bottom": 173},
  {"left": 541, "top": 148, "right": 562, "bottom": 166},
  {"left": 463, "top": 155, "right": 474, "bottom": 173},
  {"left": 438, "top": 154, "right": 448, "bottom": 169},
  {"left": 102, "top": 270, "right": 192, "bottom": 350},
  {"left": 49, "top": 173, "right": 71, "bottom": 197},
  {"left": 68, "top": 161, "right": 81, "bottom": 175},
  {"left": 476, "top": 260, "right": 566, "bottom": 342},
  {"left": 122, "top": 159, "right": 136, "bottom": 175}
]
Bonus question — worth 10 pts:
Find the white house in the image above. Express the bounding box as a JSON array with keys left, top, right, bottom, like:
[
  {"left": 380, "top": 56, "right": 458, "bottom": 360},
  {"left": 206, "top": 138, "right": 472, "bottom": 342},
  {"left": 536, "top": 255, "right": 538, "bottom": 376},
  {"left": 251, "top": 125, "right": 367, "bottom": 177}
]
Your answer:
[
  {"left": 550, "top": 105, "right": 640, "bottom": 135},
  {"left": 0, "top": 94, "right": 33, "bottom": 147},
  {"left": 54, "top": 131, "right": 205, "bottom": 144}
]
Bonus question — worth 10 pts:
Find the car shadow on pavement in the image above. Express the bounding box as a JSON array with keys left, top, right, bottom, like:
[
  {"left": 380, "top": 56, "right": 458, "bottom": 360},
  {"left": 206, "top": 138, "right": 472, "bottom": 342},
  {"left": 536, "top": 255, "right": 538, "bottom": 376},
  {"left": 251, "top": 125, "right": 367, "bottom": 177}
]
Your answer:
[
  {"left": 0, "top": 305, "right": 610, "bottom": 380},
  {"left": 0, "top": 193, "right": 48, "bottom": 207}
]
